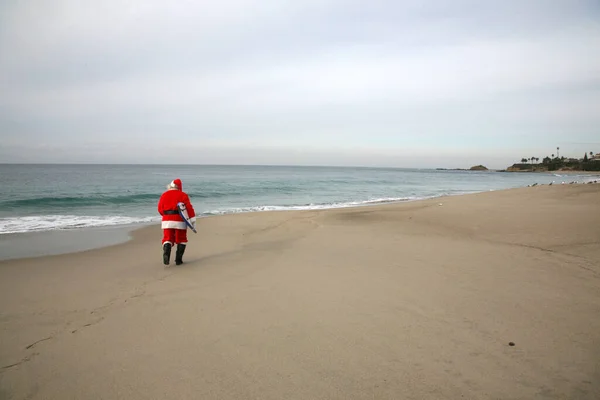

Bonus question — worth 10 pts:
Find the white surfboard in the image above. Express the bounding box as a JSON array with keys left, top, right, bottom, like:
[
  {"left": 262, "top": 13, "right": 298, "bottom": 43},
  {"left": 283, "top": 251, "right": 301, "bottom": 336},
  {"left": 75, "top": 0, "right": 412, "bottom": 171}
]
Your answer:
[{"left": 177, "top": 202, "right": 197, "bottom": 233}]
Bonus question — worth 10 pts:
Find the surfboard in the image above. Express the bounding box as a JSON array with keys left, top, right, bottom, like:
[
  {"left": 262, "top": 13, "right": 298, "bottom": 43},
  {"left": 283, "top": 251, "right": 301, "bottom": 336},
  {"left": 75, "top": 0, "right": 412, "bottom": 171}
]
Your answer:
[{"left": 177, "top": 202, "right": 197, "bottom": 233}]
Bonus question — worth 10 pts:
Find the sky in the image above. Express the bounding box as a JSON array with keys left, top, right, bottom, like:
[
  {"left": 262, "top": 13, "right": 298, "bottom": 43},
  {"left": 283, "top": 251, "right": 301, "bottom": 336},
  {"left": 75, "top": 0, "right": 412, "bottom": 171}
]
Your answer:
[{"left": 1, "top": 0, "right": 599, "bottom": 168}]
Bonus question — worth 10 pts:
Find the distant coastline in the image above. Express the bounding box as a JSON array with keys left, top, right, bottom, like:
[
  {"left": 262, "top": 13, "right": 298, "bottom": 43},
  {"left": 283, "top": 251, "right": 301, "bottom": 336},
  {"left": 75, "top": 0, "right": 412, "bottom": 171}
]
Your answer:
[
  {"left": 438, "top": 150, "right": 600, "bottom": 174},
  {"left": 503, "top": 150, "right": 599, "bottom": 172},
  {"left": 497, "top": 169, "right": 600, "bottom": 175},
  {"left": 436, "top": 165, "right": 489, "bottom": 172}
]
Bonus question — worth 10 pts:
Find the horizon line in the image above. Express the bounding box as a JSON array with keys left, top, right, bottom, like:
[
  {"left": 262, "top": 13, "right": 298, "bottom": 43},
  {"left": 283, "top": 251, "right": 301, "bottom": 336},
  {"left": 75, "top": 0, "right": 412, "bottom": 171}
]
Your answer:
[{"left": 0, "top": 162, "right": 506, "bottom": 170}]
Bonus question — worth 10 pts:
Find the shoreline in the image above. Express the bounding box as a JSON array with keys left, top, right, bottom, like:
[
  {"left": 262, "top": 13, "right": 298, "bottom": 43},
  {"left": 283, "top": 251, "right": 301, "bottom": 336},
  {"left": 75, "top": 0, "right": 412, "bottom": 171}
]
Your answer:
[
  {"left": 0, "top": 188, "right": 525, "bottom": 262},
  {"left": 2, "top": 193, "right": 455, "bottom": 262},
  {"left": 2, "top": 181, "right": 599, "bottom": 262}
]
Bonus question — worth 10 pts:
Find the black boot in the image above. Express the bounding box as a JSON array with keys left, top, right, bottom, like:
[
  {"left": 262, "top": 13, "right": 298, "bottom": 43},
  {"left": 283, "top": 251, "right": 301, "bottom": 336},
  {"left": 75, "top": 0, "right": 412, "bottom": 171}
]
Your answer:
[
  {"left": 163, "top": 243, "right": 172, "bottom": 265},
  {"left": 175, "top": 244, "right": 186, "bottom": 265}
]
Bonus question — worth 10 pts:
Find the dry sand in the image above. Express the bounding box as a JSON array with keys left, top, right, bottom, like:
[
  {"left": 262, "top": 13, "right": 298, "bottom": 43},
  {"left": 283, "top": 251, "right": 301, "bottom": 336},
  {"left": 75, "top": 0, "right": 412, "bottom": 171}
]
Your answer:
[{"left": 1, "top": 185, "right": 599, "bottom": 400}]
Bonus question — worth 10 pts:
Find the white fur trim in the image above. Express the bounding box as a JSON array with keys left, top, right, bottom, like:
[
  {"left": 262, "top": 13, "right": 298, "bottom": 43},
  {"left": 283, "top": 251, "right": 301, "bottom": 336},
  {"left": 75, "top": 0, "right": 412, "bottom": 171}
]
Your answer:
[
  {"left": 166, "top": 181, "right": 179, "bottom": 190},
  {"left": 161, "top": 221, "right": 187, "bottom": 229},
  {"left": 163, "top": 241, "right": 172, "bottom": 246}
]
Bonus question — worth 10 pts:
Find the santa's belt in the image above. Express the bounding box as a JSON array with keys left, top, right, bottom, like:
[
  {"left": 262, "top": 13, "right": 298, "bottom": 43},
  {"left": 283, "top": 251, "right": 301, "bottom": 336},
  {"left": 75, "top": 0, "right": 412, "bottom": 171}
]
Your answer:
[{"left": 163, "top": 210, "right": 179, "bottom": 215}]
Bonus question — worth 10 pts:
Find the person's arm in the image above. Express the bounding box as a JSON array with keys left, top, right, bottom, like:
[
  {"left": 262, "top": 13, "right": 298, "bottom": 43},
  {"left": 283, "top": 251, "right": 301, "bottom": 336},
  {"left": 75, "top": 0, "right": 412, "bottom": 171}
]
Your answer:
[
  {"left": 184, "top": 194, "right": 196, "bottom": 224},
  {"left": 157, "top": 195, "right": 164, "bottom": 215}
]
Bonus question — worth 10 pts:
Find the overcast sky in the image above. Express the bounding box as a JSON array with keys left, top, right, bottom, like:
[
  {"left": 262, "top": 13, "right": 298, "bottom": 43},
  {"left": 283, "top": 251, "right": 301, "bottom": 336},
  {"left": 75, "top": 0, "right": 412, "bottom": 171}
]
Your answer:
[{"left": 1, "top": 0, "right": 599, "bottom": 168}]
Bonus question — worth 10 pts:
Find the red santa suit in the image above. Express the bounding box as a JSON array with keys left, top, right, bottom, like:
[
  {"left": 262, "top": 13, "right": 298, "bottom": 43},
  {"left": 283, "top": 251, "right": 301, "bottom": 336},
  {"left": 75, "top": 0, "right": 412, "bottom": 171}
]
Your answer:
[{"left": 157, "top": 178, "right": 196, "bottom": 246}]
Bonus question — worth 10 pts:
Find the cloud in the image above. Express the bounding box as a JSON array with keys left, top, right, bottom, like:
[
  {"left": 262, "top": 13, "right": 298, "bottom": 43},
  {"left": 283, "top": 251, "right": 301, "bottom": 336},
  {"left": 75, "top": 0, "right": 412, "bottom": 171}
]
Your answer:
[{"left": 1, "top": 0, "right": 599, "bottom": 166}]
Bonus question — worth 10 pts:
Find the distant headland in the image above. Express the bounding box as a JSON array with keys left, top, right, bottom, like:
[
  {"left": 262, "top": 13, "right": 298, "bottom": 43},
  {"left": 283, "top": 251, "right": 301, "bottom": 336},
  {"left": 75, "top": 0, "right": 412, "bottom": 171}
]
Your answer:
[
  {"left": 437, "top": 149, "right": 600, "bottom": 173},
  {"left": 436, "top": 165, "right": 489, "bottom": 171},
  {"left": 500, "top": 149, "right": 600, "bottom": 172}
]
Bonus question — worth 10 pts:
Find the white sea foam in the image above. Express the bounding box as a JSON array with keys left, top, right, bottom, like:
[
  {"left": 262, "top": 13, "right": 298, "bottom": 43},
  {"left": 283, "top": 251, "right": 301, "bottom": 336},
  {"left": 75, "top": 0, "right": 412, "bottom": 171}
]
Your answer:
[
  {"left": 0, "top": 215, "right": 159, "bottom": 234},
  {"left": 2, "top": 188, "right": 548, "bottom": 234},
  {"left": 553, "top": 173, "right": 600, "bottom": 180},
  {"left": 2, "top": 198, "right": 424, "bottom": 233},
  {"left": 202, "top": 196, "right": 429, "bottom": 216}
]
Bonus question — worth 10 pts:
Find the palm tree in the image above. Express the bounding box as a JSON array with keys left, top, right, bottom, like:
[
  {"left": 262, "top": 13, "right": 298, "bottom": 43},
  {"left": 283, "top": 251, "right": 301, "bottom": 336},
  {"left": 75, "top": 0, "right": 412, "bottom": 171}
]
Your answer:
[
  {"left": 552, "top": 153, "right": 554, "bottom": 158},
  {"left": 557, "top": 147, "right": 560, "bottom": 158},
  {"left": 521, "top": 158, "right": 528, "bottom": 163}
]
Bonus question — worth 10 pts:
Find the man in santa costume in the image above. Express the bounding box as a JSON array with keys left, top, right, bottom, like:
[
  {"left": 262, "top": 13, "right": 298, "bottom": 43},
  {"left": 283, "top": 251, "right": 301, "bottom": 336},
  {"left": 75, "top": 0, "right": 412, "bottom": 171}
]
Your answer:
[{"left": 157, "top": 178, "right": 196, "bottom": 265}]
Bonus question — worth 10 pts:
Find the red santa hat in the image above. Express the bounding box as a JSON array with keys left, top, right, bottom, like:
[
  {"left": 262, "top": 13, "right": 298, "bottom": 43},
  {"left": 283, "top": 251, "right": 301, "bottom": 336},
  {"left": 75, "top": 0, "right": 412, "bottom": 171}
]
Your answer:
[{"left": 167, "top": 179, "right": 182, "bottom": 190}]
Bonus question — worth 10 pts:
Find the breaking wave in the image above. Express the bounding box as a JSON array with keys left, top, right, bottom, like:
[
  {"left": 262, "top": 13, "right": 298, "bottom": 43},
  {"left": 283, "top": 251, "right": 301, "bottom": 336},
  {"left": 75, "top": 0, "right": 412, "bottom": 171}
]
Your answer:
[
  {"left": 201, "top": 196, "right": 428, "bottom": 216},
  {"left": 0, "top": 215, "right": 158, "bottom": 234}
]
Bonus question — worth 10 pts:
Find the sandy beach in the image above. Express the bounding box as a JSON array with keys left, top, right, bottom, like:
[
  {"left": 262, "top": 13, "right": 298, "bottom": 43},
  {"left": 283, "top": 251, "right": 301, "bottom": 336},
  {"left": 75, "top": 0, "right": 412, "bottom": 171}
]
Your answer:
[{"left": 1, "top": 184, "right": 599, "bottom": 400}]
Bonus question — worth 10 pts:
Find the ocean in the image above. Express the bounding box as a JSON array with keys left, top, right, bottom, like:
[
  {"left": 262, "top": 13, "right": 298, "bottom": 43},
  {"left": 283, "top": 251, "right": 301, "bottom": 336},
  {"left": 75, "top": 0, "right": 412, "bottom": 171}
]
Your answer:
[{"left": 0, "top": 164, "right": 596, "bottom": 235}]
